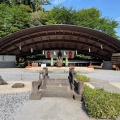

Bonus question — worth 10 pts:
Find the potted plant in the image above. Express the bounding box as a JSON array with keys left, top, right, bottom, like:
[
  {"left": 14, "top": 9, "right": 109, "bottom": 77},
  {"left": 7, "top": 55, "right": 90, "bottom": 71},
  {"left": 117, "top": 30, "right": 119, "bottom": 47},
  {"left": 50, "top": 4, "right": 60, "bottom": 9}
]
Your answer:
[{"left": 75, "top": 74, "right": 90, "bottom": 95}]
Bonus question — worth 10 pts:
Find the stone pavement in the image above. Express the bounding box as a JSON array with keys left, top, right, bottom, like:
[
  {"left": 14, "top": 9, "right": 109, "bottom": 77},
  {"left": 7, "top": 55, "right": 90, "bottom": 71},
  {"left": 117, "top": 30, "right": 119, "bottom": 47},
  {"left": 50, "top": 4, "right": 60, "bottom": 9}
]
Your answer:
[
  {"left": 90, "top": 78, "right": 120, "bottom": 93},
  {"left": 14, "top": 98, "right": 93, "bottom": 120}
]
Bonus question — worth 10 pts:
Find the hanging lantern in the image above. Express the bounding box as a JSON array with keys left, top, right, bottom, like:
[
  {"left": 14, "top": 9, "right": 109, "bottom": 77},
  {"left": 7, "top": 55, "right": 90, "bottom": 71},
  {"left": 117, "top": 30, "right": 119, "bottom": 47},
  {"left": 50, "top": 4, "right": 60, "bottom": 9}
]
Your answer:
[
  {"left": 69, "top": 51, "right": 72, "bottom": 58},
  {"left": 47, "top": 51, "right": 50, "bottom": 58}
]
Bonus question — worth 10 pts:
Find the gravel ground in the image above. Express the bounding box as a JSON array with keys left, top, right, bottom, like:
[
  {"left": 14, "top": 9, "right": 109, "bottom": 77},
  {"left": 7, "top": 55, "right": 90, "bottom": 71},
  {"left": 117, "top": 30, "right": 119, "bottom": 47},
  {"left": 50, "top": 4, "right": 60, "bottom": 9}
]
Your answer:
[
  {"left": 1, "top": 68, "right": 120, "bottom": 82},
  {"left": 83, "top": 70, "right": 120, "bottom": 82},
  {"left": 0, "top": 68, "right": 39, "bottom": 81},
  {"left": 0, "top": 69, "right": 34, "bottom": 120},
  {"left": 49, "top": 69, "right": 120, "bottom": 82},
  {"left": 0, "top": 91, "right": 30, "bottom": 120}
]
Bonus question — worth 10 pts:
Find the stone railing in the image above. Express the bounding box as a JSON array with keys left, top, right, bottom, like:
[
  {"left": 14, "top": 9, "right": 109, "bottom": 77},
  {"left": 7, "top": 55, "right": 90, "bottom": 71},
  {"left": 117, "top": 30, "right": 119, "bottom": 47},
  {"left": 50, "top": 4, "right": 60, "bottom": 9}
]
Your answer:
[
  {"left": 68, "top": 67, "right": 76, "bottom": 90},
  {"left": 32, "top": 79, "right": 42, "bottom": 95},
  {"left": 31, "top": 67, "right": 49, "bottom": 95},
  {"left": 68, "top": 67, "right": 83, "bottom": 95},
  {"left": 68, "top": 67, "right": 84, "bottom": 101}
]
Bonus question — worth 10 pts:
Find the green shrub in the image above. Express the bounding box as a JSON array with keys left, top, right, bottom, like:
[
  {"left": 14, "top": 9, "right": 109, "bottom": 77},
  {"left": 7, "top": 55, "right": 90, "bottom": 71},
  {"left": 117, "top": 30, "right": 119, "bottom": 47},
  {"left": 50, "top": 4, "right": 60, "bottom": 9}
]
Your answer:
[
  {"left": 83, "top": 85, "right": 120, "bottom": 120},
  {"left": 75, "top": 74, "right": 90, "bottom": 82}
]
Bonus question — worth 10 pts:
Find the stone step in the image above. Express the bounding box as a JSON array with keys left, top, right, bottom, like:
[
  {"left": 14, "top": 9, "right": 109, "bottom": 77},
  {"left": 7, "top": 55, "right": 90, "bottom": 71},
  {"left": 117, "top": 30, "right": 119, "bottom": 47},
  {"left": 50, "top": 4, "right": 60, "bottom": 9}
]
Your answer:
[
  {"left": 29, "top": 92, "right": 42, "bottom": 100},
  {"left": 29, "top": 78, "right": 74, "bottom": 100},
  {"left": 48, "top": 78, "right": 68, "bottom": 80},
  {"left": 45, "top": 86, "right": 70, "bottom": 91},
  {"left": 46, "top": 82, "right": 70, "bottom": 86},
  {"left": 47, "top": 79, "right": 69, "bottom": 83},
  {"left": 42, "top": 91, "right": 73, "bottom": 98},
  {"left": 73, "top": 92, "right": 82, "bottom": 101}
]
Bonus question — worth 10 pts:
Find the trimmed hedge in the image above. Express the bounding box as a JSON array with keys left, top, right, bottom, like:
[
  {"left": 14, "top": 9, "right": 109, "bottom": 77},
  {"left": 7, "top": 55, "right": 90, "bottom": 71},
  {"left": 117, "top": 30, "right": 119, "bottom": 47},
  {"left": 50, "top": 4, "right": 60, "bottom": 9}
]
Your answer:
[
  {"left": 83, "top": 85, "right": 120, "bottom": 120},
  {"left": 75, "top": 74, "right": 90, "bottom": 82}
]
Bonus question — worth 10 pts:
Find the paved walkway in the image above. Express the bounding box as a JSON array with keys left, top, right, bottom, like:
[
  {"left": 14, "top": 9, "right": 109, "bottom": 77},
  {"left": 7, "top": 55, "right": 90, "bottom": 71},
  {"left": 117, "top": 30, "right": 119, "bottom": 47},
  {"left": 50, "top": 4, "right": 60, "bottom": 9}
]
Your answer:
[
  {"left": 90, "top": 78, "right": 120, "bottom": 93},
  {"left": 15, "top": 98, "right": 94, "bottom": 120}
]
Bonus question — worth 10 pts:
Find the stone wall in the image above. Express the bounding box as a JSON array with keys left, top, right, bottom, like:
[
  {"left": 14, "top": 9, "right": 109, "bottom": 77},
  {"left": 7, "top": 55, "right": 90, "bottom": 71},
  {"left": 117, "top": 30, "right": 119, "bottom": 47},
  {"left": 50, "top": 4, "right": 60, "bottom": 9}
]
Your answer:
[
  {"left": 102, "top": 61, "right": 112, "bottom": 70},
  {"left": 0, "top": 62, "right": 16, "bottom": 68}
]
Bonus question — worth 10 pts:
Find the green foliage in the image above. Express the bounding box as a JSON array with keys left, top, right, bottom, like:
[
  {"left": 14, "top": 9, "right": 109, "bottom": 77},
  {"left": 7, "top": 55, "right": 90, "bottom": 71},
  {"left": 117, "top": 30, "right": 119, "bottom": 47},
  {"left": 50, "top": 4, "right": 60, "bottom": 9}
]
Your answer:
[
  {"left": 27, "top": 0, "right": 50, "bottom": 12},
  {"left": 0, "top": 0, "right": 50, "bottom": 11},
  {"left": 43, "top": 6, "right": 119, "bottom": 38},
  {"left": 43, "top": 6, "right": 76, "bottom": 25},
  {"left": 19, "top": 4, "right": 33, "bottom": 13},
  {"left": 83, "top": 85, "right": 120, "bottom": 120},
  {"left": 30, "top": 10, "right": 44, "bottom": 27},
  {"left": 75, "top": 54, "right": 91, "bottom": 59},
  {"left": 98, "top": 17, "right": 118, "bottom": 38},
  {"left": 0, "top": 4, "right": 119, "bottom": 38},
  {"left": 0, "top": 4, "right": 31, "bottom": 38},
  {"left": 75, "top": 8, "right": 101, "bottom": 29},
  {"left": 75, "top": 74, "right": 90, "bottom": 82},
  {"left": 75, "top": 7, "right": 119, "bottom": 37}
]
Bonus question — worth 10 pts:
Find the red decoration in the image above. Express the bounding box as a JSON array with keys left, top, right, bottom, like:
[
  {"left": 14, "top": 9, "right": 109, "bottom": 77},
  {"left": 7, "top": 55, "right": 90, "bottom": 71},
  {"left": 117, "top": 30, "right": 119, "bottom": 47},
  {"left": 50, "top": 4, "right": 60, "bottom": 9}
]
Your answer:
[
  {"left": 69, "top": 51, "right": 72, "bottom": 58},
  {"left": 47, "top": 51, "right": 50, "bottom": 58}
]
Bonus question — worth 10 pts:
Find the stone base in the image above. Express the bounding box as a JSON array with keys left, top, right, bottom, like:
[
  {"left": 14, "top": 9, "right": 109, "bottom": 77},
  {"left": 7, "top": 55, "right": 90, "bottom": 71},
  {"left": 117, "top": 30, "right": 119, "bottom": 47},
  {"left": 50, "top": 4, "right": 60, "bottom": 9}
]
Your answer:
[
  {"left": 26, "top": 66, "right": 32, "bottom": 68},
  {"left": 12, "top": 83, "right": 25, "bottom": 88},
  {"left": 0, "top": 75, "right": 8, "bottom": 85},
  {"left": 29, "top": 93, "right": 42, "bottom": 100},
  {"left": 73, "top": 92, "right": 82, "bottom": 101},
  {"left": 87, "top": 65, "right": 94, "bottom": 68}
]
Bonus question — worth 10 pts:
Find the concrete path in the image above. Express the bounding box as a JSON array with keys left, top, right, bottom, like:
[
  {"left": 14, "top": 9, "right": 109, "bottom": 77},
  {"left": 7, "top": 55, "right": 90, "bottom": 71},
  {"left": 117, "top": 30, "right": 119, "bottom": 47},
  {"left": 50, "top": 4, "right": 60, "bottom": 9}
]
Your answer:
[
  {"left": 90, "top": 78, "right": 120, "bottom": 93},
  {"left": 14, "top": 97, "right": 94, "bottom": 120}
]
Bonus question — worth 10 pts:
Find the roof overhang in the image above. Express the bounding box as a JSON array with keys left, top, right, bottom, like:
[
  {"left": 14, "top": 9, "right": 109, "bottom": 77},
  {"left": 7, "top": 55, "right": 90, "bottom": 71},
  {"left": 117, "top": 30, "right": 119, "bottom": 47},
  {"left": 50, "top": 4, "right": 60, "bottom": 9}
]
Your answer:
[{"left": 0, "top": 24, "right": 120, "bottom": 60}]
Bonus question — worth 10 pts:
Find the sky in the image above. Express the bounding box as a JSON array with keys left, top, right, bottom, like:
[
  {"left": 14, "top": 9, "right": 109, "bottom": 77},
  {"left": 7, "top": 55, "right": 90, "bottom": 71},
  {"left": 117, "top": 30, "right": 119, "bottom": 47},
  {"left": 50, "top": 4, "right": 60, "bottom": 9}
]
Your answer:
[{"left": 43, "top": 0, "right": 120, "bottom": 37}]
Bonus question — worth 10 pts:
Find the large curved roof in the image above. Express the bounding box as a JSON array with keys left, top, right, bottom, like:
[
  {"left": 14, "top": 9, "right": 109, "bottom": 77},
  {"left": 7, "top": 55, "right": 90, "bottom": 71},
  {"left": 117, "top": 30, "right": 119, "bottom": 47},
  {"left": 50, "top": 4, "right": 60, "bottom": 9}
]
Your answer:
[{"left": 0, "top": 24, "right": 120, "bottom": 60}]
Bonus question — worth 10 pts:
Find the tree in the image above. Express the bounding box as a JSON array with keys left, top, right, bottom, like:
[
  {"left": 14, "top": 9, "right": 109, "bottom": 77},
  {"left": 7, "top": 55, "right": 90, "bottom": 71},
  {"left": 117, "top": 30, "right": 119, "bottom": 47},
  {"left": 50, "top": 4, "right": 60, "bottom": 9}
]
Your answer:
[
  {"left": 98, "top": 17, "right": 118, "bottom": 38},
  {"left": 30, "top": 10, "right": 44, "bottom": 27},
  {"left": 75, "top": 8, "right": 119, "bottom": 38},
  {"left": 43, "top": 6, "right": 76, "bottom": 25},
  {"left": 0, "top": 0, "right": 50, "bottom": 11},
  {"left": 74, "top": 8, "right": 101, "bottom": 29},
  {"left": 43, "top": 6, "right": 119, "bottom": 38},
  {"left": 0, "top": 4, "right": 31, "bottom": 38}
]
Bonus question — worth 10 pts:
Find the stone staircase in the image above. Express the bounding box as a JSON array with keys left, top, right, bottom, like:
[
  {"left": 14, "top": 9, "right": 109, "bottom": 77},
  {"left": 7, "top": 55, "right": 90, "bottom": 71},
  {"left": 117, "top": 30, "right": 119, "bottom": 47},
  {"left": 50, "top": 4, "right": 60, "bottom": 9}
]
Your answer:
[
  {"left": 30, "top": 78, "right": 81, "bottom": 100},
  {"left": 41, "top": 79, "right": 73, "bottom": 98}
]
